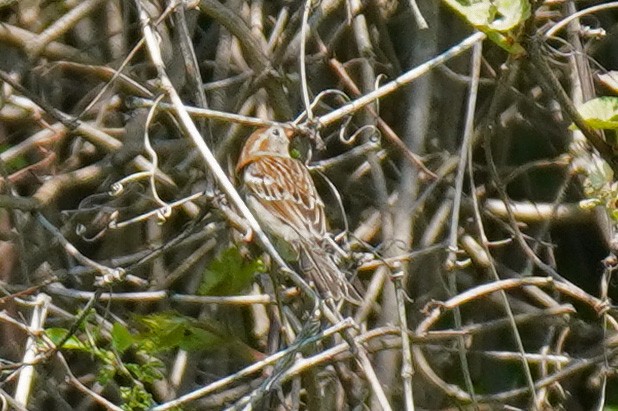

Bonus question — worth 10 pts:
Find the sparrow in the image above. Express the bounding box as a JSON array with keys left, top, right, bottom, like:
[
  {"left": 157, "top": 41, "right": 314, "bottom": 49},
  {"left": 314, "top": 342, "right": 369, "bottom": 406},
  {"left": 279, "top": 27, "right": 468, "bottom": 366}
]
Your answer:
[{"left": 236, "top": 125, "right": 356, "bottom": 301}]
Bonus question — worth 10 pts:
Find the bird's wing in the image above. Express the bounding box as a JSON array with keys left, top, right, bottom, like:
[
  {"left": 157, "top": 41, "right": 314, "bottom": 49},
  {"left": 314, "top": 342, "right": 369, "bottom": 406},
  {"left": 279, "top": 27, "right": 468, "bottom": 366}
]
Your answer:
[
  {"left": 243, "top": 156, "right": 360, "bottom": 302},
  {"left": 299, "top": 241, "right": 361, "bottom": 302},
  {"left": 243, "top": 156, "right": 326, "bottom": 240}
]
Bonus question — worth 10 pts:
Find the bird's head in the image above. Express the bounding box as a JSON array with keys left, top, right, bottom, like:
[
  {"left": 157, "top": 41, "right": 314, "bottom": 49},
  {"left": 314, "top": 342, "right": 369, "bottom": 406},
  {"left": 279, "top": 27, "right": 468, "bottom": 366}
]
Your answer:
[{"left": 236, "top": 125, "right": 294, "bottom": 172}]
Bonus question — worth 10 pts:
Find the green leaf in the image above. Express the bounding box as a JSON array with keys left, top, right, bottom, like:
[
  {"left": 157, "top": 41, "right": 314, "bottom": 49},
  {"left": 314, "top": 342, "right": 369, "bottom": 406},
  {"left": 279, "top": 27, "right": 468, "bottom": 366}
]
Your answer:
[
  {"left": 134, "top": 312, "right": 222, "bottom": 352},
  {"left": 442, "top": 0, "right": 530, "bottom": 52},
  {"left": 44, "top": 328, "right": 88, "bottom": 351},
  {"left": 176, "top": 326, "right": 222, "bottom": 351},
  {"left": 125, "top": 362, "right": 163, "bottom": 384},
  {"left": 572, "top": 97, "right": 618, "bottom": 130},
  {"left": 111, "top": 322, "right": 134, "bottom": 354},
  {"left": 120, "top": 385, "right": 155, "bottom": 411},
  {"left": 489, "top": 0, "right": 531, "bottom": 31},
  {"left": 443, "top": 0, "right": 530, "bottom": 31},
  {"left": 97, "top": 364, "right": 117, "bottom": 385},
  {"left": 198, "top": 247, "right": 264, "bottom": 296}
]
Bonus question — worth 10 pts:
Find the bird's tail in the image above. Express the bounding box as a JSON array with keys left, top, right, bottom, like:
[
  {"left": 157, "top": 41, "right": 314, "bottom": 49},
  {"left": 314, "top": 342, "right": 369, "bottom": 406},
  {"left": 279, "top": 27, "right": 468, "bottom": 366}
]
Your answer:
[{"left": 298, "top": 242, "right": 360, "bottom": 303}]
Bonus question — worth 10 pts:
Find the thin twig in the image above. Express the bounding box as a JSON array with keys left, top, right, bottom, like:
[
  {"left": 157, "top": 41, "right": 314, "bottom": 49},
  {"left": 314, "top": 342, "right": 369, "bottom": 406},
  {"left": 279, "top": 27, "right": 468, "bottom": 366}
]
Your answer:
[
  {"left": 544, "top": 2, "right": 618, "bottom": 39},
  {"left": 129, "top": 97, "right": 282, "bottom": 128},
  {"left": 444, "top": 40, "right": 484, "bottom": 407},
  {"left": 407, "top": 0, "right": 428, "bottom": 29},
  {"left": 392, "top": 265, "right": 415, "bottom": 411},
  {"left": 37, "top": 213, "right": 122, "bottom": 279},
  {"left": 28, "top": 0, "right": 108, "bottom": 58},
  {"left": 316, "top": 32, "right": 486, "bottom": 127},
  {"left": 14, "top": 293, "right": 51, "bottom": 407},
  {"left": 151, "top": 319, "right": 354, "bottom": 410},
  {"left": 198, "top": 0, "right": 292, "bottom": 119}
]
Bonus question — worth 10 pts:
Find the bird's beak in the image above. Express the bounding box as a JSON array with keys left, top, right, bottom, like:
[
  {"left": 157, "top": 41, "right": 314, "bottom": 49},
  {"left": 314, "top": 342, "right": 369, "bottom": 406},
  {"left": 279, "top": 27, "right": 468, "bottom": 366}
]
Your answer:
[{"left": 283, "top": 127, "right": 295, "bottom": 140}]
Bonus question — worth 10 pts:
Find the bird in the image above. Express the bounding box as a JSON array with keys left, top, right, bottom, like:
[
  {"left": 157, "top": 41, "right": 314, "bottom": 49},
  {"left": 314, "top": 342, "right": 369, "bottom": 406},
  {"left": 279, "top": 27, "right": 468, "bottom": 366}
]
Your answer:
[{"left": 236, "top": 124, "right": 357, "bottom": 301}]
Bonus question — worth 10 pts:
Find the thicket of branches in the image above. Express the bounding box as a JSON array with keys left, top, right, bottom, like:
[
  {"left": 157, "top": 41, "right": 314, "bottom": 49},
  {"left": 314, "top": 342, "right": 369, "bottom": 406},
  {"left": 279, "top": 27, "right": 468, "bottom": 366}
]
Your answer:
[{"left": 1, "top": 0, "right": 618, "bottom": 410}]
